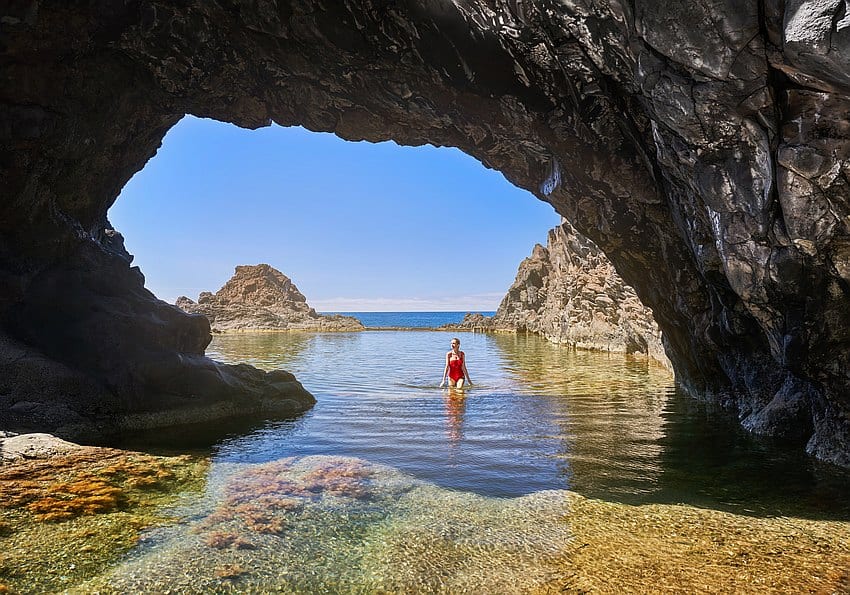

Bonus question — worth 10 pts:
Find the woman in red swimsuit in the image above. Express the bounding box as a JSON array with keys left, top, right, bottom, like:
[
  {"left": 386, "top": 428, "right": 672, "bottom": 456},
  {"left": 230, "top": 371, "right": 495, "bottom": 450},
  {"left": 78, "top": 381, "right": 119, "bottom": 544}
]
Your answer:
[{"left": 440, "top": 337, "right": 472, "bottom": 388}]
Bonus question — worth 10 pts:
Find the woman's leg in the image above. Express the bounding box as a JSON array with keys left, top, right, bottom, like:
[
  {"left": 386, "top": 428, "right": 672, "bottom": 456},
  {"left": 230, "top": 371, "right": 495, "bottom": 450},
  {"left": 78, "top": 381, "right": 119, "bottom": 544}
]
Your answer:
[{"left": 456, "top": 378, "right": 465, "bottom": 388}]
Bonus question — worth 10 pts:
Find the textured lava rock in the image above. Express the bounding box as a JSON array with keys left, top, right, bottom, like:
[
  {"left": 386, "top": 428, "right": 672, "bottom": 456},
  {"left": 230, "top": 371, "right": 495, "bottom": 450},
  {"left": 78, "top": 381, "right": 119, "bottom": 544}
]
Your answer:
[
  {"left": 0, "top": 232, "right": 314, "bottom": 440},
  {"left": 176, "top": 264, "right": 363, "bottom": 331},
  {"left": 454, "top": 220, "right": 668, "bottom": 367},
  {"left": 1, "top": 1, "right": 849, "bottom": 464}
]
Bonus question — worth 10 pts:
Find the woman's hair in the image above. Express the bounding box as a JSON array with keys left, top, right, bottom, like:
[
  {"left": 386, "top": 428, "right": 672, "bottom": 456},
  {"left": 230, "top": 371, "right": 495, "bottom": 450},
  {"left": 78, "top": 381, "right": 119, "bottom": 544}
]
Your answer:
[{"left": 451, "top": 337, "right": 460, "bottom": 344}]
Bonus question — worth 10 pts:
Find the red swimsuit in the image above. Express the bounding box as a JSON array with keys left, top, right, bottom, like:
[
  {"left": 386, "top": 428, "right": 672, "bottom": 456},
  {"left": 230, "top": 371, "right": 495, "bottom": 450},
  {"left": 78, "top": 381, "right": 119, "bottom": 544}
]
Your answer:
[{"left": 448, "top": 352, "right": 464, "bottom": 382}]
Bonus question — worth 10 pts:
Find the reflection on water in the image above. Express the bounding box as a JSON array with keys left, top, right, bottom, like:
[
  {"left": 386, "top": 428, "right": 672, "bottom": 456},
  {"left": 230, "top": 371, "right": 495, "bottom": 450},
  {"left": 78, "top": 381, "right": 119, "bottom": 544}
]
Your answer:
[
  {"left": 443, "top": 389, "right": 467, "bottom": 447},
  {"left": 207, "top": 330, "right": 317, "bottom": 370},
  {"left": 489, "top": 333, "right": 670, "bottom": 501},
  {"left": 205, "top": 331, "right": 850, "bottom": 519}
]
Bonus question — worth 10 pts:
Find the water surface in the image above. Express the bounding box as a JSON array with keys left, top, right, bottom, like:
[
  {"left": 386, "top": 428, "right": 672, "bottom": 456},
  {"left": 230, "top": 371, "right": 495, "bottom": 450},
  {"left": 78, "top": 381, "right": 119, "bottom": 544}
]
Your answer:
[
  {"left": 61, "top": 330, "right": 850, "bottom": 592},
  {"left": 204, "top": 331, "right": 850, "bottom": 518}
]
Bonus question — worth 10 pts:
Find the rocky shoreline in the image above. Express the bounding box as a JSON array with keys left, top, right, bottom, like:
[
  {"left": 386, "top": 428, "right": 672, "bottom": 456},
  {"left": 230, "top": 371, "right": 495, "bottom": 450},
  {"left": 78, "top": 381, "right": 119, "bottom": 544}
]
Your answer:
[
  {"left": 177, "top": 264, "right": 364, "bottom": 333},
  {"left": 2, "top": 433, "right": 848, "bottom": 594},
  {"left": 445, "top": 221, "right": 670, "bottom": 369},
  {"left": 0, "top": 321, "right": 315, "bottom": 444}
]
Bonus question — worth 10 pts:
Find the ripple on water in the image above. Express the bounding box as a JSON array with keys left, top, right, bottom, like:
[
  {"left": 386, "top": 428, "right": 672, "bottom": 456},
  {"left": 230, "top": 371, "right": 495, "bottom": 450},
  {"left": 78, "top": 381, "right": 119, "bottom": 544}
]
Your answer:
[{"left": 199, "top": 330, "right": 850, "bottom": 517}]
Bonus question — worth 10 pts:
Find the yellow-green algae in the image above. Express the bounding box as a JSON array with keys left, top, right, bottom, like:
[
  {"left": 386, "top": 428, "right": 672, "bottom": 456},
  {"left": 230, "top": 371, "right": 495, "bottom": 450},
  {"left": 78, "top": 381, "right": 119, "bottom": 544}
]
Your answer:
[
  {"left": 0, "top": 446, "right": 208, "bottom": 594},
  {"left": 547, "top": 493, "right": 850, "bottom": 594},
  {"left": 68, "top": 455, "right": 850, "bottom": 594}
]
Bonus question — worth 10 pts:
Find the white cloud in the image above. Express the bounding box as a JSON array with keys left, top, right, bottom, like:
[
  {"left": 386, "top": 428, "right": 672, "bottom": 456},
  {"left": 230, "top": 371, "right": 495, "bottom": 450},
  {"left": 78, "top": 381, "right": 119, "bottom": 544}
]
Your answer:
[{"left": 312, "top": 293, "right": 503, "bottom": 312}]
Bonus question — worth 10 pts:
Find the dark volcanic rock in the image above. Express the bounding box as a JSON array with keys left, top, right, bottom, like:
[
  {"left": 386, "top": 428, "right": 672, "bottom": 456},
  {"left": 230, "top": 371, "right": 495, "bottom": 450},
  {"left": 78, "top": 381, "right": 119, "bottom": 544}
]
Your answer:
[
  {"left": 1, "top": 2, "right": 849, "bottom": 465},
  {"left": 0, "top": 233, "right": 314, "bottom": 440},
  {"left": 453, "top": 220, "right": 668, "bottom": 367},
  {"left": 176, "top": 264, "right": 364, "bottom": 331}
]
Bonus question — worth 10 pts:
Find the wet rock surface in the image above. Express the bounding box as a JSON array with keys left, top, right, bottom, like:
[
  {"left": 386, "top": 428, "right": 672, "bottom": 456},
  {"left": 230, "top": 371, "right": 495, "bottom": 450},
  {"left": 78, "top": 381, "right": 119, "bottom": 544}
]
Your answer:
[
  {"left": 452, "top": 220, "right": 668, "bottom": 367},
  {"left": 176, "top": 264, "right": 363, "bottom": 332},
  {"left": 1, "top": 2, "right": 849, "bottom": 464}
]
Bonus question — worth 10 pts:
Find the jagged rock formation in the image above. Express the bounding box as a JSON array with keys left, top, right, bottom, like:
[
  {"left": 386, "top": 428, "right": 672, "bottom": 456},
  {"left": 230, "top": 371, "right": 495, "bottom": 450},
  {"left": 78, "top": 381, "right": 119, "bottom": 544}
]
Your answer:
[
  {"left": 456, "top": 221, "right": 669, "bottom": 367},
  {"left": 176, "top": 264, "right": 363, "bottom": 332},
  {"left": 2, "top": 2, "right": 849, "bottom": 465}
]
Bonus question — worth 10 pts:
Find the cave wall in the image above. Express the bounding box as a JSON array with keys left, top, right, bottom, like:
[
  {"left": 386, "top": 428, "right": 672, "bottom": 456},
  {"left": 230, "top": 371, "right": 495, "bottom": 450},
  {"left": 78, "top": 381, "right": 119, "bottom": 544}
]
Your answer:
[{"left": 1, "top": 1, "right": 848, "bottom": 464}]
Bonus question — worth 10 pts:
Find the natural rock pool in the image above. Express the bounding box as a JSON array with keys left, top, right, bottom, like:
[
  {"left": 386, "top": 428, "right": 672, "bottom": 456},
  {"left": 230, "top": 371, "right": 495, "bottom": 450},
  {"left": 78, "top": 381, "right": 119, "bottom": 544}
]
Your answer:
[
  {"left": 204, "top": 331, "right": 850, "bottom": 516},
  {"left": 3, "top": 331, "right": 850, "bottom": 592}
]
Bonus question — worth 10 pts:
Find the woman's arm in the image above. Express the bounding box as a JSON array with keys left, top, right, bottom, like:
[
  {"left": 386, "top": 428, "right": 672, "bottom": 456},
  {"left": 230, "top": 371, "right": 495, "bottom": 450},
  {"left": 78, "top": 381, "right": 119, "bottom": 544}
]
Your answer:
[{"left": 440, "top": 352, "right": 450, "bottom": 387}]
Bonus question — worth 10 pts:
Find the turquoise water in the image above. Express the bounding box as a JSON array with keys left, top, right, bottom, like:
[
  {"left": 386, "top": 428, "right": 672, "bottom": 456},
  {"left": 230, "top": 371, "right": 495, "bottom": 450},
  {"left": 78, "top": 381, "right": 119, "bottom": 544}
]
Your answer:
[{"left": 320, "top": 311, "right": 495, "bottom": 327}]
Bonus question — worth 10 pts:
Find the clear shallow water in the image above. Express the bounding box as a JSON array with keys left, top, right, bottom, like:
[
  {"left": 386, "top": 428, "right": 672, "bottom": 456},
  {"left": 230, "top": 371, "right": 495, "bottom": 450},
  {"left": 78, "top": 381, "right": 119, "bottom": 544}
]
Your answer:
[
  {"left": 201, "top": 331, "right": 850, "bottom": 518},
  {"left": 320, "top": 311, "right": 495, "bottom": 327},
  {"left": 65, "top": 330, "right": 850, "bottom": 593},
  {"left": 76, "top": 456, "right": 571, "bottom": 593}
]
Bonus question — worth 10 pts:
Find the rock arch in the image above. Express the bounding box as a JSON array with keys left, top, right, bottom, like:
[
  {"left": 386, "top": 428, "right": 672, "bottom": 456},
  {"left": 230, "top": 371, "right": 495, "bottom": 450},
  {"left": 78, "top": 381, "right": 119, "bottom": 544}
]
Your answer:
[{"left": 2, "top": 1, "right": 849, "bottom": 465}]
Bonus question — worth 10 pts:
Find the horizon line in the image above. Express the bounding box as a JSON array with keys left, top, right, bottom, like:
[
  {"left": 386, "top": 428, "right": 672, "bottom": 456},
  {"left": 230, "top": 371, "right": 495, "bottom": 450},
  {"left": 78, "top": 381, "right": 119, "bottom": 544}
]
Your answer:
[{"left": 318, "top": 309, "right": 497, "bottom": 313}]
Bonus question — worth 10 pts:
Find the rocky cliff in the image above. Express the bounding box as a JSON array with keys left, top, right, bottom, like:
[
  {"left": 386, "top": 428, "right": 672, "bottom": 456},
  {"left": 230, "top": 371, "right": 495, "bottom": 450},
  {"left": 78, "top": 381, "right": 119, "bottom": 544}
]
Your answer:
[
  {"left": 176, "top": 264, "right": 363, "bottom": 332},
  {"left": 458, "top": 221, "right": 668, "bottom": 367},
  {"left": 2, "top": 2, "right": 849, "bottom": 465}
]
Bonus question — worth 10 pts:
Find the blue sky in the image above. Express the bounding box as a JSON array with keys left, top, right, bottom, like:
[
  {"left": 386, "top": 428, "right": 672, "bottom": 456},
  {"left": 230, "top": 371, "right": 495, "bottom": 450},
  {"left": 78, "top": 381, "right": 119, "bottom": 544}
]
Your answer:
[{"left": 109, "top": 116, "right": 560, "bottom": 311}]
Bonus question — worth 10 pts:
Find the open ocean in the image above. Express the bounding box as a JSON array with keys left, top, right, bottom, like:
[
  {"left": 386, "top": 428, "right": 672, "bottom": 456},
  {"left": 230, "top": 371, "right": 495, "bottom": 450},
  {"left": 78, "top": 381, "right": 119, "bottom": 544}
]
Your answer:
[{"left": 320, "top": 311, "right": 495, "bottom": 328}]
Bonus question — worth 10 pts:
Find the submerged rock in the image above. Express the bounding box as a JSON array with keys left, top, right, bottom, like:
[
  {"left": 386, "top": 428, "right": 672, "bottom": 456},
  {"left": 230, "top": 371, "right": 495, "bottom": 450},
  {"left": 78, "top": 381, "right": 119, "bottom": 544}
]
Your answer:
[
  {"left": 73, "top": 455, "right": 572, "bottom": 594},
  {"left": 176, "top": 264, "right": 363, "bottom": 332},
  {"left": 67, "top": 455, "right": 850, "bottom": 594},
  {"left": 453, "top": 220, "right": 669, "bottom": 367},
  {"left": 0, "top": 440, "right": 208, "bottom": 594}
]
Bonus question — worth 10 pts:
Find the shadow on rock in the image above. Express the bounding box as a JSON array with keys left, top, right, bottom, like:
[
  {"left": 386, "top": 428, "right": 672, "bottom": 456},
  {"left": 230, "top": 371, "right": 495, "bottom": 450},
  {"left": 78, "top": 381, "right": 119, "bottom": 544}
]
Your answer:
[{"left": 0, "top": 241, "right": 314, "bottom": 449}]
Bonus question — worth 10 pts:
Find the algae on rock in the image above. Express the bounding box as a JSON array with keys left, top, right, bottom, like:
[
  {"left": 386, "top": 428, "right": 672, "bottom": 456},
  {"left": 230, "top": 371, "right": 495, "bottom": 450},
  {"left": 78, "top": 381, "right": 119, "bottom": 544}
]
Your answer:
[{"left": 0, "top": 442, "right": 208, "bottom": 594}]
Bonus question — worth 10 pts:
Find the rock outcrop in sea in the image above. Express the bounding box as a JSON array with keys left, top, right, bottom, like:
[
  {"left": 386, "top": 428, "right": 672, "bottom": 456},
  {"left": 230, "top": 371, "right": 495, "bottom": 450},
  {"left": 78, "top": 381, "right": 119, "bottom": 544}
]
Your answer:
[
  {"left": 3, "top": 3, "right": 849, "bottom": 465},
  {"left": 455, "top": 221, "right": 668, "bottom": 367},
  {"left": 176, "top": 265, "right": 363, "bottom": 332}
]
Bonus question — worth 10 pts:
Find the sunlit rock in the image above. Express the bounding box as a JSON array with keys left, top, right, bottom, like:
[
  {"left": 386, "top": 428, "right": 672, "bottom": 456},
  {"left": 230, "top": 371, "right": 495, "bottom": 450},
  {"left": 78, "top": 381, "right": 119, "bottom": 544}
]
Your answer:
[
  {"left": 454, "top": 219, "right": 669, "bottom": 367},
  {"left": 176, "top": 264, "right": 363, "bottom": 332}
]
